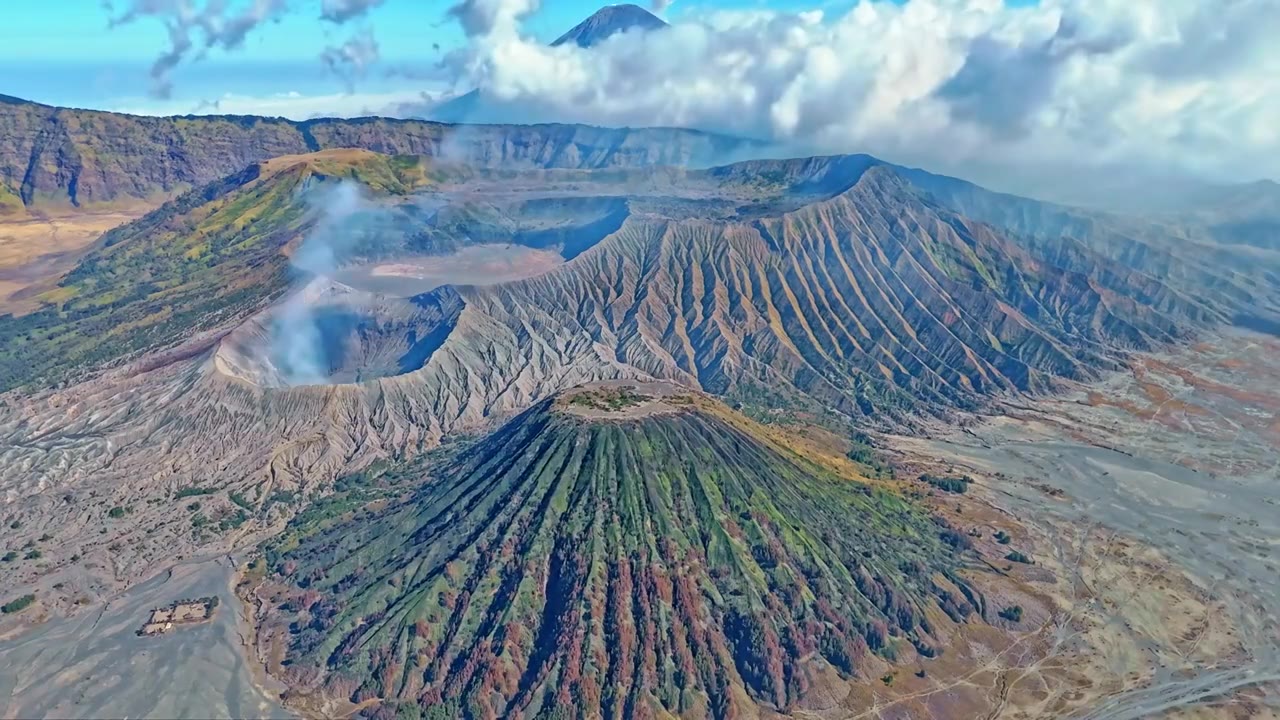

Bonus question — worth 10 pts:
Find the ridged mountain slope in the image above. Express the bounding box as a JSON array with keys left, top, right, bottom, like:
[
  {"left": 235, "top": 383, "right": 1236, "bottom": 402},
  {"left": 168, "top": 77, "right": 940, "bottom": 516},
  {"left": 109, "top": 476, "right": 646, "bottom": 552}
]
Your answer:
[
  {"left": 445, "top": 164, "right": 1215, "bottom": 419},
  {"left": 0, "top": 152, "right": 1239, "bottom": 512},
  {"left": 262, "top": 386, "right": 977, "bottom": 718},
  {"left": 897, "top": 165, "right": 1280, "bottom": 324}
]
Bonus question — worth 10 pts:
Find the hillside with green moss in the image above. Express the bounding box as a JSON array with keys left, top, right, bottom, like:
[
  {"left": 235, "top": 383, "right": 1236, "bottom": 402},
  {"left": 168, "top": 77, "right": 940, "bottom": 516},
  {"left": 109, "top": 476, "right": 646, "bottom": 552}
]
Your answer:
[
  {"left": 260, "top": 390, "right": 980, "bottom": 718},
  {"left": 0, "top": 150, "right": 432, "bottom": 391}
]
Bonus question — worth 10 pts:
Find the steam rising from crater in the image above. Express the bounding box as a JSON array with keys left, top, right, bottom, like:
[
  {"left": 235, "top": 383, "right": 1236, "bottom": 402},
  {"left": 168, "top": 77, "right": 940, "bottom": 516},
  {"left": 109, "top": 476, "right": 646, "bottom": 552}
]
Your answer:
[
  {"left": 270, "top": 181, "right": 369, "bottom": 386},
  {"left": 224, "top": 174, "right": 625, "bottom": 388}
]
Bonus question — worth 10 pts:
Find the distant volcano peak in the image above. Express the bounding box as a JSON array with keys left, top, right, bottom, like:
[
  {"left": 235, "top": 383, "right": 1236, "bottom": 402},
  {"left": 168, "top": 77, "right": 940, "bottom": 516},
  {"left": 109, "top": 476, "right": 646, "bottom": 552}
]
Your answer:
[{"left": 550, "top": 3, "right": 668, "bottom": 48}]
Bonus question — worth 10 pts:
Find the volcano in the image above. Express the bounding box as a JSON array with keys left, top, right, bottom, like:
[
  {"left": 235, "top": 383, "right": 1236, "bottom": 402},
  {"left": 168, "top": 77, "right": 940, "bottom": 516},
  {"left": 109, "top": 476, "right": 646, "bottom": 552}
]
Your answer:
[
  {"left": 431, "top": 4, "right": 670, "bottom": 124},
  {"left": 551, "top": 4, "right": 669, "bottom": 48},
  {"left": 260, "top": 383, "right": 982, "bottom": 718}
]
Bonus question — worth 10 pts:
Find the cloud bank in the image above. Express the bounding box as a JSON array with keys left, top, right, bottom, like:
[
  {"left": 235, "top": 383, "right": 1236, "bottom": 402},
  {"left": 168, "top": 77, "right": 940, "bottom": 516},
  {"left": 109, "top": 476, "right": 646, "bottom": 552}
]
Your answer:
[
  {"left": 435, "top": 0, "right": 1280, "bottom": 202},
  {"left": 112, "top": 88, "right": 436, "bottom": 120}
]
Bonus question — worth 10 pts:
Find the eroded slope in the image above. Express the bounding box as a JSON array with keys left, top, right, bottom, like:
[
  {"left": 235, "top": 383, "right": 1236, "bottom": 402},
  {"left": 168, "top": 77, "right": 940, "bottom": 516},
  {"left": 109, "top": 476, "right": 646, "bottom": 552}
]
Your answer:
[{"left": 252, "top": 387, "right": 981, "bottom": 718}]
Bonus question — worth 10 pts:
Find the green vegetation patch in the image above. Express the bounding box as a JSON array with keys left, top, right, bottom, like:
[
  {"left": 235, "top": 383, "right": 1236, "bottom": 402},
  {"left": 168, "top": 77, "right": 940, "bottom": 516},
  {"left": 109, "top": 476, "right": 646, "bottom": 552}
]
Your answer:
[
  {"left": 566, "top": 386, "right": 651, "bottom": 411},
  {"left": 0, "top": 183, "right": 24, "bottom": 215},
  {"left": 920, "top": 473, "right": 972, "bottom": 494},
  {"left": 846, "top": 430, "right": 894, "bottom": 479},
  {"left": 1, "top": 594, "right": 35, "bottom": 614},
  {"left": 175, "top": 486, "right": 216, "bottom": 499},
  {"left": 0, "top": 165, "right": 294, "bottom": 392}
]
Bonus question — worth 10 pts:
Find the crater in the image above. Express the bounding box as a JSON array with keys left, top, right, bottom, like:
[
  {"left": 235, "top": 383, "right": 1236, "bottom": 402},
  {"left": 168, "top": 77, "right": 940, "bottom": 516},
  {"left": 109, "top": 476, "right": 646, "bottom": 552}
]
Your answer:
[
  {"left": 331, "top": 244, "right": 565, "bottom": 297},
  {"left": 214, "top": 279, "right": 463, "bottom": 388},
  {"left": 214, "top": 198, "right": 629, "bottom": 388}
]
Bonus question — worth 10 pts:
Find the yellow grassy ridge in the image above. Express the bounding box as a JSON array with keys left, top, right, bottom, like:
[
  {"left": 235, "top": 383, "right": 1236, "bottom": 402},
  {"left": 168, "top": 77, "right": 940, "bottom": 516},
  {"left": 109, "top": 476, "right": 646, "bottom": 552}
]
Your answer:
[{"left": 257, "top": 148, "right": 436, "bottom": 195}]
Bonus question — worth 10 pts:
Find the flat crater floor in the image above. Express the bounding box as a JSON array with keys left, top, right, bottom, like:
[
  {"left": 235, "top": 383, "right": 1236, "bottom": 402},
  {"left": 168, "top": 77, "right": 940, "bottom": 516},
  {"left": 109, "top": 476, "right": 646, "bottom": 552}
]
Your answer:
[{"left": 330, "top": 244, "right": 565, "bottom": 297}]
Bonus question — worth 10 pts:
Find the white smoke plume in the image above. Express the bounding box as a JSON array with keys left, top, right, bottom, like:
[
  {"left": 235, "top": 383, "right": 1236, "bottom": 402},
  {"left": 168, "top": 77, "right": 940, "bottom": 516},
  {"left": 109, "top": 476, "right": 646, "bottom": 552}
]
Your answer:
[
  {"left": 433, "top": 0, "right": 1280, "bottom": 204},
  {"left": 270, "top": 181, "right": 367, "bottom": 386}
]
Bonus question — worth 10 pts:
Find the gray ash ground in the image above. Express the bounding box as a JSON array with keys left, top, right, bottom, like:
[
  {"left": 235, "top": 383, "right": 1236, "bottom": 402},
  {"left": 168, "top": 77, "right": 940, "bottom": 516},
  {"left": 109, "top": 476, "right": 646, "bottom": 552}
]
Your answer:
[
  {"left": 898, "top": 330, "right": 1280, "bottom": 719},
  {"left": 0, "top": 555, "right": 290, "bottom": 719}
]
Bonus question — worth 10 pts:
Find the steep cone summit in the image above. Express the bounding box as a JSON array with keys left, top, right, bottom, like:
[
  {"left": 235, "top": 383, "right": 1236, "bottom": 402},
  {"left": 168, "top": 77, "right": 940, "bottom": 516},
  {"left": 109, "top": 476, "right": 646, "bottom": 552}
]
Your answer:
[
  {"left": 551, "top": 4, "right": 669, "bottom": 48},
  {"left": 264, "top": 384, "right": 981, "bottom": 717}
]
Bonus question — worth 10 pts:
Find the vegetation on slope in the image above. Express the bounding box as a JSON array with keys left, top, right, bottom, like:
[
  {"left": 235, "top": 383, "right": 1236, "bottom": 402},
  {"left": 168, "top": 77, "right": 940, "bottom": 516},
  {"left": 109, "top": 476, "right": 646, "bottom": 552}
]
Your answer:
[
  {"left": 264, "top": 396, "right": 981, "bottom": 718},
  {"left": 0, "top": 151, "right": 430, "bottom": 391},
  {"left": 1, "top": 593, "right": 35, "bottom": 614}
]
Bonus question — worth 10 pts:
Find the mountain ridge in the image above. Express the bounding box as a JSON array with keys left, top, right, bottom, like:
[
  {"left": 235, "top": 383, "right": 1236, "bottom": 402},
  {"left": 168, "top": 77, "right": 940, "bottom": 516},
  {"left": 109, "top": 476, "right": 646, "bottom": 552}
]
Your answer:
[
  {"left": 0, "top": 99, "right": 753, "bottom": 216},
  {"left": 1, "top": 148, "right": 1252, "bottom": 402},
  {"left": 0, "top": 147, "right": 1274, "bottom": 652}
]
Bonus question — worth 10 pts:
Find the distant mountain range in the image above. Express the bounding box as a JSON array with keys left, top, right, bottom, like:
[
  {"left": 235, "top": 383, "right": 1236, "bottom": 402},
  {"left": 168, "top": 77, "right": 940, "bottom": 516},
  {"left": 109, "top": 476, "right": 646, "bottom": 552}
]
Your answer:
[{"left": 0, "top": 92, "right": 748, "bottom": 217}]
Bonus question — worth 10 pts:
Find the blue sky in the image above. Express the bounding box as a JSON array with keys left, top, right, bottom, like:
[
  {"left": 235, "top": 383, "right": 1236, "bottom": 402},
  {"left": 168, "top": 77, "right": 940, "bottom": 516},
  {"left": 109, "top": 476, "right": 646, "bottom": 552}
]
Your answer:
[
  {"left": 0, "top": 0, "right": 998, "bottom": 112},
  {"left": 0, "top": 1, "right": 740, "bottom": 109}
]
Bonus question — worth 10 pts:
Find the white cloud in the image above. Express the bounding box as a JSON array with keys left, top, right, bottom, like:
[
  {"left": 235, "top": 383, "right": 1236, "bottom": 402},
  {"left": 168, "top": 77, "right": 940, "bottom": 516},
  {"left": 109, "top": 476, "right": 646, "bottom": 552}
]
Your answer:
[
  {"left": 108, "top": 0, "right": 385, "bottom": 99},
  {"left": 320, "top": 0, "right": 386, "bottom": 24},
  {"left": 430, "top": 0, "right": 1280, "bottom": 200},
  {"left": 321, "top": 28, "right": 381, "bottom": 92}
]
